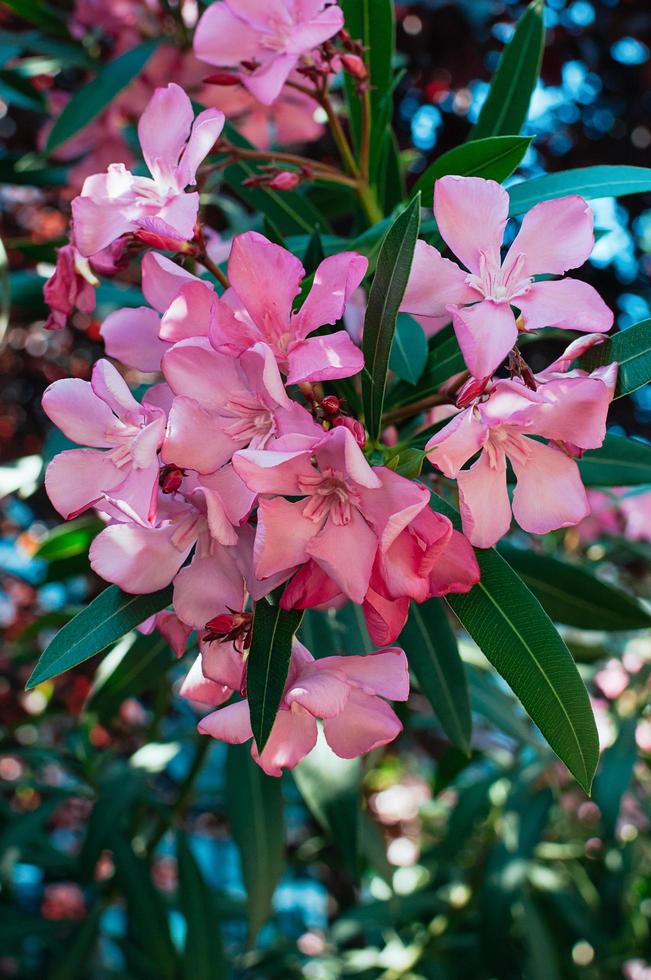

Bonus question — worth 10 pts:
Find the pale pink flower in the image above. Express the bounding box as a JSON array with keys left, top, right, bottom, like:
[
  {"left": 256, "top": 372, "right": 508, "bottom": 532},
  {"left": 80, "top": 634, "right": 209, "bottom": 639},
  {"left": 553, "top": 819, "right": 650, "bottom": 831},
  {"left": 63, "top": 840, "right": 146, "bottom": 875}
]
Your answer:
[
  {"left": 425, "top": 343, "right": 616, "bottom": 548},
  {"left": 233, "top": 426, "right": 431, "bottom": 603},
  {"left": 42, "top": 360, "right": 166, "bottom": 521},
  {"left": 209, "top": 231, "right": 366, "bottom": 384},
  {"left": 72, "top": 83, "right": 224, "bottom": 256},
  {"left": 402, "top": 175, "right": 613, "bottom": 380},
  {"left": 197, "top": 639, "right": 409, "bottom": 775},
  {"left": 194, "top": 0, "right": 344, "bottom": 106},
  {"left": 162, "top": 339, "right": 322, "bottom": 473}
]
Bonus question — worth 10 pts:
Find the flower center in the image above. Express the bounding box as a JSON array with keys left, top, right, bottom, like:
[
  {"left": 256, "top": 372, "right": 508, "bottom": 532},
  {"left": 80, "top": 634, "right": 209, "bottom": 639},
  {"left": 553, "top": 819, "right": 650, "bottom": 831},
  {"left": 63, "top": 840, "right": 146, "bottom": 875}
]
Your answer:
[
  {"left": 298, "top": 467, "right": 360, "bottom": 526},
  {"left": 221, "top": 396, "right": 276, "bottom": 447},
  {"left": 486, "top": 427, "right": 532, "bottom": 468},
  {"left": 466, "top": 251, "right": 531, "bottom": 304}
]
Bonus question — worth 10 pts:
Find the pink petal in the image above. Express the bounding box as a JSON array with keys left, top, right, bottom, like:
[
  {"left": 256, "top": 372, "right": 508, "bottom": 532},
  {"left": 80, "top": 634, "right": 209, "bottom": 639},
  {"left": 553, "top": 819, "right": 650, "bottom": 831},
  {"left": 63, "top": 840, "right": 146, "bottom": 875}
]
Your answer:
[
  {"left": 201, "top": 466, "right": 256, "bottom": 526},
  {"left": 451, "top": 300, "right": 518, "bottom": 379},
  {"left": 323, "top": 689, "right": 402, "bottom": 758},
  {"left": 71, "top": 195, "right": 134, "bottom": 256},
  {"left": 318, "top": 648, "right": 410, "bottom": 701},
  {"left": 141, "top": 252, "right": 200, "bottom": 313},
  {"left": 42, "top": 378, "right": 119, "bottom": 447},
  {"left": 280, "top": 559, "right": 342, "bottom": 609},
  {"left": 193, "top": 2, "right": 261, "bottom": 67},
  {"left": 307, "top": 510, "right": 377, "bottom": 603},
  {"left": 162, "top": 338, "right": 242, "bottom": 410},
  {"left": 434, "top": 175, "right": 508, "bottom": 275},
  {"left": 428, "top": 529, "right": 480, "bottom": 596},
  {"left": 233, "top": 446, "right": 314, "bottom": 495},
  {"left": 201, "top": 637, "right": 246, "bottom": 691},
  {"left": 295, "top": 252, "right": 368, "bottom": 338},
  {"left": 357, "top": 466, "right": 429, "bottom": 552},
  {"left": 159, "top": 281, "right": 216, "bottom": 342},
  {"left": 516, "top": 278, "right": 613, "bottom": 333},
  {"left": 286, "top": 331, "right": 364, "bottom": 384},
  {"left": 45, "top": 449, "right": 123, "bottom": 519},
  {"left": 177, "top": 108, "right": 225, "bottom": 187},
  {"left": 173, "top": 553, "right": 245, "bottom": 629},
  {"left": 530, "top": 375, "right": 612, "bottom": 449},
  {"left": 510, "top": 438, "right": 589, "bottom": 535},
  {"left": 285, "top": 667, "right": 351, "bottom": 719},
  {"left": 180, "top": 655, "right": 232, "bottom": 706},
  {"left": 138, "top": 83, "right": 193, "bottom": 183},
  {"left": 313, "top": 426, "right": 381, "bottom": 489},
  {"left": 156, "top": 191, "right": 200, "bottom": 242},
  {"left": 154, "top": 610, "right": 192, "bottom": 657},
  {"left": 164, "top": 396, "right": 236, "bottom": 473},
  {"left": 363, "top": 591, "right": 410, "bottom": 646},
  {"left": 90, "top": 358, "right": 140, "bottom": 418},
  {"left": 89, "top": 521, "right": 191, "bottom": 593},
  {"left": 425, "top": 408, "right": 487, "bottom": 478},
  {"left": 253, "top": 704, "right": 318, "bottom": 776},
  {"left": 401, "top": 239, "right": 478, "bottom": 317},
  {"left": 287, "top": 4, "right": 344, "bottom": 51},
  {"left": 199, "top": 700, "right": 253, "bottom": 743},
  {"left": 503, "top": 195, "right": 595, "bottom": 278},
  {"left": 228, "top": 232, "right": 303, "bottom": 336},
  {"left": 254, "top": 497, "right": 319, "bottom": 579},
  {"left": 241, "top": 342, "right": 291, "bottom": 409},
  {"left": 101, "top": 306, "right": 167, "bottom": 372},
  {"left": 457, "top": 449, "right": 512, "bottom": 548},
  {"left": 243, "top": 53, "right": 298, "bottom": 106}
]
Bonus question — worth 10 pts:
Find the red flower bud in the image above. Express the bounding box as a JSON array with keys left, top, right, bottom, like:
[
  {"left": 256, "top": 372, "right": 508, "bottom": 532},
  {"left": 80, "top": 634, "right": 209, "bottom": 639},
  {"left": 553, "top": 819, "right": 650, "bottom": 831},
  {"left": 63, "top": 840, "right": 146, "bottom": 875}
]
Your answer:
[
  {"left": 320, "top": 395, "right": 341, "bottom": 418},
  {"left": 203, "top": 72, "right": 241, "bottom": 86},
  {"left": 340, "top": 53, "right": 368, "bottom": 81},
  {"left": 332, "top": 415, "right": 366, "bottom": 449},
  {"left": 159, "top": 465, "right": 185, "bottom": 494},
  {"left": 456, "top": 375, "right": 490, "bottom": 408},
  {"left": 268, "top": 170, "right": 301, "bottom": 190}
]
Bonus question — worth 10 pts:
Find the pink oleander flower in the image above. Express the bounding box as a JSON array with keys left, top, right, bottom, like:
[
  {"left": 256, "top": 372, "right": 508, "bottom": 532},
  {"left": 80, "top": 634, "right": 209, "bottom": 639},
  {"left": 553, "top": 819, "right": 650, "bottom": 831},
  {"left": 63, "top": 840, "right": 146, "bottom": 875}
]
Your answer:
[
  {"left": 619, "top": 489, "right": 651, "bottom": 544},
  {"left": 280, "top": 474, "right": 480, "bottom": 643},
  {"left": 161, "top": 338, "right": 322, "bottom": 473},
  {"left": 44, "top": 244, "right": 98, "bottom": 330},
  {"left": 424, "top": 341, "right": 617, "bottom": 548},
  {"left": 401, "top": 175, "right": 613, "bottom": 380},
  {"left": 200, "top": 82, "right": 323, "bottom": 149},
  {"left": 209, "top": 231, "right": 367, "bottom": 384},
  {"left": 42, "top": 359, "right": 167, "bottom": 521},
  {"left": 196, "top": 639, "right": 409, "bottom": 775},
  {"left": 233, "top": 426, "right": 431, "bottom": 603},
  {"left": 194, "top": 0, "right": 344, "bottom": 106},
  {"left": 72, "top": 83, "right": 224, "bottom": 256},
  {"left": 101, "top": 252, "right": 204, "bottom": 371}
]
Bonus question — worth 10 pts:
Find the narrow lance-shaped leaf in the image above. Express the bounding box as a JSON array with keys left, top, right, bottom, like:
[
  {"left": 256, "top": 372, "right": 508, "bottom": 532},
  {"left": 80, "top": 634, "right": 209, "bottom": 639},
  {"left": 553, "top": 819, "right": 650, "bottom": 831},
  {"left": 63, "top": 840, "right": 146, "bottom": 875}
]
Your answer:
[
  {"left": 470, "top": 0, "right": 545, "bottom": 140},
  {"left": 508, "top": 165, "right": 651, "bottom": 216},
  {"left": 45, "top": 40, "right": 160, "bottom": 153},
  {"left": 400, "top": 598, "right": 472, "bottom": 755},
  {"left": 25, "top": 583, "right": 173, "bottom": 689},
  {"left": 578, "top": 433, "right": 651, "bottom": 486},
  {"left": 498, "top": 543, "right": 651, "bottom": 631},
  {"left": 430, "top": 495, "right": 599, "bottom": 793},
  {"left": 247, "top": 592, "right": 303, "bottom": 753},
  {"left": 412, "top": 135, "right": 532, "bottom": 201},
  {"left": 362, "top": 194, "right": 421, "bottom": 442},
  {"left": 578, "top": 318, "right": 651, "bottom": 399},
  {"left": 177, "top": 834, "right": 228, "bottom": 980},
  {"left": 225, "top": 742, "right": 284, "bottom": 943}
]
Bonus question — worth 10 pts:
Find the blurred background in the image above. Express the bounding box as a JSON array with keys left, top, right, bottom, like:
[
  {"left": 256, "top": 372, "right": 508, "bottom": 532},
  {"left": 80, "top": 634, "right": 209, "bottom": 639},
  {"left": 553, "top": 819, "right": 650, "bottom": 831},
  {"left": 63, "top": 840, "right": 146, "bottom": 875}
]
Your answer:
[{"left": 1, "top": 1, "right": 651, "bottom": 977}]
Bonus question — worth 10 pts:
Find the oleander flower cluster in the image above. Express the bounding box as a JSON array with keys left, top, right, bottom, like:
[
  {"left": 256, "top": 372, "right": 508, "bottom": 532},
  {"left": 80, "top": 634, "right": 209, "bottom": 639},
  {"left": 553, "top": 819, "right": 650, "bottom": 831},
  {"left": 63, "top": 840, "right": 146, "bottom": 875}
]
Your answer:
[{"left": 41, "top": 1, "right": 618, "bottom": 776}]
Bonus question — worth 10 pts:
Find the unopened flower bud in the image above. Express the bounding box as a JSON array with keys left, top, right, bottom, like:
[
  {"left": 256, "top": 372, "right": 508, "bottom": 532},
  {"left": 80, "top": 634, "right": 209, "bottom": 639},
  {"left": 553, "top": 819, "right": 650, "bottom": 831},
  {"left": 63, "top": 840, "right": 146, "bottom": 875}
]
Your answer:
[
  {"left": 268, "top": 170, "right": 301, "bottom": 191},
  {"left": 203, "top": 72, "right": 241, "bottom": 86},
  {"left": 332, "top": 415, "right": 366, "bottom": 449},
  {"left": 340, "top": 53, "right": 368, "bottom": 81},
  {"left": 159, "top": 465, "right": 184, "bottom": 494},
  {"left": 320, "top": 395, "right": 341, "bottom": 418},
  {"left": 456, "top": 375, "right": 490, "bottom": 408}
]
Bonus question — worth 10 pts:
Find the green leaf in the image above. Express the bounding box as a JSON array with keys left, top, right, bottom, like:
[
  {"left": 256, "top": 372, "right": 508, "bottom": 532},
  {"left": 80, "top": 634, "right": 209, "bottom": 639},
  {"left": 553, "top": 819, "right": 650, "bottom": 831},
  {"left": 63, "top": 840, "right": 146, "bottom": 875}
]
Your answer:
[
  {"left": 593, "top": 719, "right": 638, "bottom": 838},
  {"left": 86, "top": 633, "right": 177, "bottom": 723},
  {"left": 177, "top": 834, "right": 227, "bottom": 980},
  {"left": 389, "top": 313, "right": 427, "bottom": 384},
  {"left": 26, "top": 584, "right": 173, "bottom": 689},
  {"left": 362, "top": 195, "right": 421, "bottom": 441},
  {"left": 579, "top": 434, "right": 651, "bottom": 486},
  {"left": 508, "top": 166, "right": 651, "bottom": 216},
  {"left": 470, "top": 0, "right": 544, "bottom": 140},
  {"left": 387, "top": 324, "right": 465, "bottom": 409},
  {"left": 45, "top": 40, "right": 160, "bottom": 153},
  {"left": 412, "top": 136, "right": 532, "bottom": 201},
  {"left": 247, "top": 594, "right": 303, "bottom": 752},
  {"left": 79, "top": 768, "right": 142, "bottom": 880},
  {"left": 0, "top": 71, "right": 45, "bottom": 111},
  {"left": 35, "top": 516, "right": 103, "bottom": 560},
  {"left": 340, "top": 0, "right": 395, "bottom": 181},
  {"left": 400, "top": 598, "right": 472, "bottom": 755},
  {"left": 293, "top": 734, "right": 361, "bottom": 879},
  {"left": 498, "top": 543, "right": 651, "bottom": 630},
  {"left": 2, "top": 0, "right": 68, "bottom": 35},
  {"left": 225, "top": 742, "right": 284, "bottom": 942},
  {"left": 111, "top": 835, "right": 178, "bottom": 978},
  {"left": 221, "top": 123, "right": 330, "bottom": 236},
  {"left": 49, "top": 906, "right": 102, "bottom": 980},
  {"left": 430, "top": 496, "right": 599, "bottom": 793},
  {"left": 578, "top": 319, "right": 651, "bottom": 400}
]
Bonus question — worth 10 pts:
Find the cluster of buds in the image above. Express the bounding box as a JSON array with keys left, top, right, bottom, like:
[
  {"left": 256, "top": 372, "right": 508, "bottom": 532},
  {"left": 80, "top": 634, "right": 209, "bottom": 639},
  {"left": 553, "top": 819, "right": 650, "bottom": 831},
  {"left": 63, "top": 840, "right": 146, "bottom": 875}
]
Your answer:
[{"left": 203, "top": 610, "right": 253, "bottom": 652}]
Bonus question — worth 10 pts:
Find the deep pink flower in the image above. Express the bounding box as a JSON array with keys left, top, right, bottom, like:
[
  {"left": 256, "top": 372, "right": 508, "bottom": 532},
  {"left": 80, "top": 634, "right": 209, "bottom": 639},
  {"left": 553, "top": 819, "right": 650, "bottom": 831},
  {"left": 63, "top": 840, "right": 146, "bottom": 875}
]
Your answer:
[
  {"left": 43, "top": 244, "right": 98, "bottom": 330},
  {"left": 196, "top": 639, "right": 409, "bottom": 775},
  {"left": 42, "top": 359, "right": 166, "bottom": 521},
  {"left": 401, "top": 176, "right": 613, "bottom": 380},
  {"left": 233, "top": 426, "right": 430, "bottom": 603},
  {"left": 194, "top": 0, "right": 344, "bottom": 106},
  {"left": 72, "top": 83, "right": 224, "bottom": 256},
  {"left": 424, "top": 342, "right": 617, "bottom": 547},
  {"left": 161, "top": 338, "right": 322, "bottom": 473},
  {"left": 209, "top": 231, "right": 367, "bottom": 384}
]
